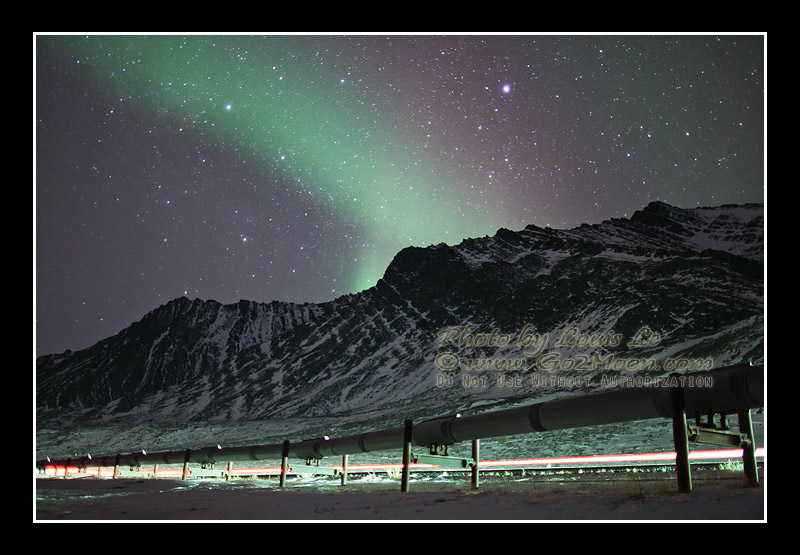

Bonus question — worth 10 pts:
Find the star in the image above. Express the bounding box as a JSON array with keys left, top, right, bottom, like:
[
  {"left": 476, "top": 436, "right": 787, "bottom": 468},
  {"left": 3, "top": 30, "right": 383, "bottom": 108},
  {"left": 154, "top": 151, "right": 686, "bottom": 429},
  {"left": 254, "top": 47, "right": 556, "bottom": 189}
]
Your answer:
[{"left": 35, "top": 33, "right": 765, "bottom": 356}]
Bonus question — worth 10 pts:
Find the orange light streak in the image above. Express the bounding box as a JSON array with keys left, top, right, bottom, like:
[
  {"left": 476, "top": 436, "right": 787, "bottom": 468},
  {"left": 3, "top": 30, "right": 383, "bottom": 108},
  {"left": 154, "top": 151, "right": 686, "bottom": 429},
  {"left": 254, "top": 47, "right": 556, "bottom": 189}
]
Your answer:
[{"left": 40, "top": 447, "right": 764, "bottom": 477}]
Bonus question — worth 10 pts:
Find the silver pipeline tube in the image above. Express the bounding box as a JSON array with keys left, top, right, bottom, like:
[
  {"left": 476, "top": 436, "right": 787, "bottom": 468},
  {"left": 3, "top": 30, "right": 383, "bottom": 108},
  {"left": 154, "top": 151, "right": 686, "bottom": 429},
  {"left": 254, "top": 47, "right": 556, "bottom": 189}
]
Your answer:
[{"left": 38, "top": 363, "right": 763, "bottom": 470}]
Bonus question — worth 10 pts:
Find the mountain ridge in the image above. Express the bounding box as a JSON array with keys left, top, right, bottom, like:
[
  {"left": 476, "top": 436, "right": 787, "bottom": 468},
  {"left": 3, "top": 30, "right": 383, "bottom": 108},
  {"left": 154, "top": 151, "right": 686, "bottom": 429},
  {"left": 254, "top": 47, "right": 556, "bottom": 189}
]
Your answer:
[{"left": 36, "top": 201, "right": 764, "bottom": 427}]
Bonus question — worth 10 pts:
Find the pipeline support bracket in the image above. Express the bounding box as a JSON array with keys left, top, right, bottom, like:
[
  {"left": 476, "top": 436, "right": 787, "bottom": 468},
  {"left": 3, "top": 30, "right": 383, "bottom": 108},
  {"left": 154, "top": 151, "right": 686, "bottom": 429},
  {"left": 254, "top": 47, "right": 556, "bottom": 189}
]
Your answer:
[
  {"left": 687, "top": 425, "right": 749, "bottom": 448},
  {"left": 685, "top": 409, "right": 759, "bottom": 487}
]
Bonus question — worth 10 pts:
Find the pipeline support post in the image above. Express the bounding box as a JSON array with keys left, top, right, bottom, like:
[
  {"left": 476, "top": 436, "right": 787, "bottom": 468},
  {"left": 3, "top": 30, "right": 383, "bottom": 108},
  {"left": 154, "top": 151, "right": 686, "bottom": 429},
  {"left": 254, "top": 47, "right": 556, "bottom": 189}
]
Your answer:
[
  {"left": 471, "top": 439, "right": 480, "bottom": 490},
  {"left": 113, "top": 454, "right": 121, "bottom": 479},
  {"left": 401, "top": 419, "right": 413, "bottom": 493},
  {"left": 670, "top": 375, "right": 692, "bottom": 493},
  {"left": 226, "top": 461, "right": 233, "bottom": 481},
  {"left": 280, "top": 440, "right": 290, "bottom": 487},
  {"left": 738, "top": 409, "right": 759, "bottom": 487},
  {"left": 341, "top": 454, "right": 348, "bottom": 486},
  {"left": 182, "top": 449, "right": 191, "bottom": 481}
]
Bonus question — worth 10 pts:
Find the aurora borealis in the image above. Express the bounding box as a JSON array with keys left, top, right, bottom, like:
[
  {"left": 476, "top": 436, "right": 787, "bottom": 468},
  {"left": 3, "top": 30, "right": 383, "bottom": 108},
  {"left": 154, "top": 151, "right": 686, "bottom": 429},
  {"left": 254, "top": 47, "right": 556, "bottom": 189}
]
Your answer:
[{"left": 35, "top": 34, "right": 765, "bottom": 356}]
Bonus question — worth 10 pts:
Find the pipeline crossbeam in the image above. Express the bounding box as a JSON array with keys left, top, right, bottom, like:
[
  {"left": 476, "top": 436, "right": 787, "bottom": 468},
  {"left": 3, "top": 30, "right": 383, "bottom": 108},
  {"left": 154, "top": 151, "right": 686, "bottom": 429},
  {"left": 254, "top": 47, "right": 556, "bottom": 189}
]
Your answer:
[{"left": 37, "top": 363, "right": 763, "bottom": 471}]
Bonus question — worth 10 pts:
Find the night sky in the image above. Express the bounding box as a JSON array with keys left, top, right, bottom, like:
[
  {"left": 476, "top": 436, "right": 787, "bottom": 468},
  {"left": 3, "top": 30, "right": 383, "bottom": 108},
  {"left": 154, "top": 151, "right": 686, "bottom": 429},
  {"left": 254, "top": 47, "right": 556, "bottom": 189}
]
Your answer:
[{"left": 35, "top": 33, "right": 765, "bottom": 356}]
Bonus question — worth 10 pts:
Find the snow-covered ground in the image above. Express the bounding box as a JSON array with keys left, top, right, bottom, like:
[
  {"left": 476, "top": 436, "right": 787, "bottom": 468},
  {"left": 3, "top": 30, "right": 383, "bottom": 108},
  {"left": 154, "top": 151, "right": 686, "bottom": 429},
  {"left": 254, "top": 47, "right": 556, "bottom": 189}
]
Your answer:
[{"left": 36, "top": 469, "right": 764, "bottom": 521}]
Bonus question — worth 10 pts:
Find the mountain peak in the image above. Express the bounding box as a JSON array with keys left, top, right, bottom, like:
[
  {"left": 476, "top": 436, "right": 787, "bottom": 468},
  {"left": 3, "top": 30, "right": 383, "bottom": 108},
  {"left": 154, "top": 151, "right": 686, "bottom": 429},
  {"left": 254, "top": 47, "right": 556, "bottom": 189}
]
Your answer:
[{"left": 37, "top": 201, "right": 764, "bottom": 427}]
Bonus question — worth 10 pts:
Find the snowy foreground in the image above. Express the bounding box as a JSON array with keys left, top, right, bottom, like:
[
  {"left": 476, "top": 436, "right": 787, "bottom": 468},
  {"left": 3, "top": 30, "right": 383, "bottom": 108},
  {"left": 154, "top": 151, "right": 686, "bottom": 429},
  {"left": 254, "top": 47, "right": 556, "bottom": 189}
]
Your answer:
[
  {"left": 35, "top": 412, "right": 765, "bottom": 521},
  {"left": 36, "top": 469, "right": 764, "bottom": 521}
]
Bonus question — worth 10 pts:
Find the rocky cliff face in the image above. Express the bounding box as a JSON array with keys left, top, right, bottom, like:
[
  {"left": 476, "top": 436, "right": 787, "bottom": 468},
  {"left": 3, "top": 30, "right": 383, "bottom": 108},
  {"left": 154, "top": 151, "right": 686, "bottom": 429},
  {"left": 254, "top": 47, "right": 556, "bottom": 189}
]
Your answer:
[{"left": 36, "top": 202, "right": 764, "bottom": 426}]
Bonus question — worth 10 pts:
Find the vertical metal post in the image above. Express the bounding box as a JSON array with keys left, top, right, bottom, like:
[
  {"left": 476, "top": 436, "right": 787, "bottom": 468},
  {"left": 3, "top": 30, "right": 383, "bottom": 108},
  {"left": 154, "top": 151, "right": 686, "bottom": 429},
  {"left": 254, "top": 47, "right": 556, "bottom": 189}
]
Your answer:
[
  {"left": 182, "top": 449, "right": 191, "bottom": 481},
  {"left": 113, "top": 454, "right": 121, "bottom": 479},
  {"left": 738, "top": 409, "right": 759, "bottom": 487},
  {"left": 341, "top": 454, "right": 348, "bottom": 486},
  {"left": 471, "top": 439, "right": 480, "bottom": 490},
  {"left": 670, "top": 375, "right": 692, "bottom": 493},
  {"left": 226, "top": 460, "right": 233, "bottom": 481},
  {"left": 401, "top": 419, "right": 413, "bottom": 493},
  {"left": 153, "top": 464, "right": 159, "bottom": 478},
  {"left": 280, "top": 440, "right": 290, "bottom": 487}
]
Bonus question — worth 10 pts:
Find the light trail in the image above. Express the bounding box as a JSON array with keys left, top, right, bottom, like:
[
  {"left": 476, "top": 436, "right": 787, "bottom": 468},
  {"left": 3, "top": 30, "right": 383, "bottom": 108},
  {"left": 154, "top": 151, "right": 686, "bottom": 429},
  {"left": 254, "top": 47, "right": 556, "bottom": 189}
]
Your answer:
[
  {"left": 473, "top": 447, "right": 766, "bottom": 468},
  {"left": 40, "top": 447, "right": 764, "bottom": 478}
]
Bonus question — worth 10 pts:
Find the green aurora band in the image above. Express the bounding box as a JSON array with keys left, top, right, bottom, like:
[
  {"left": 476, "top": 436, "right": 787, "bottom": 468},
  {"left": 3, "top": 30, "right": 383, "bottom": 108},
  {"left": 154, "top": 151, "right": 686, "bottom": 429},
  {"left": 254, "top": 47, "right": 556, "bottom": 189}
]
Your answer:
[{"left": 43, "top": 35, "right": 512, "bottom": 295}]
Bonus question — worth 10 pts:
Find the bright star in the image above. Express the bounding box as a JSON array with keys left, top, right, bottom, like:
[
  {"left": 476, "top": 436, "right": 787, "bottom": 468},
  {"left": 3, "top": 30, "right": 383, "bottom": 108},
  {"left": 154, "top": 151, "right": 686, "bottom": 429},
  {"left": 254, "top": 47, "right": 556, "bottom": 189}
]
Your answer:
[{"left": 502, "top": 85, "right": 511, "bottom": 94}]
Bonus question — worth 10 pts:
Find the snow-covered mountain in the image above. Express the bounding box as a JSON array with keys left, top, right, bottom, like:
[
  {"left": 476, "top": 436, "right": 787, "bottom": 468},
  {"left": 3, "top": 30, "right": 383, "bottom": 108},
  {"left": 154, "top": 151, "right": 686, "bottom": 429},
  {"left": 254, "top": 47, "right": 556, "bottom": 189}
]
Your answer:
[{"left": 36, "top": 201, "right": 764, "bottom": 427}]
